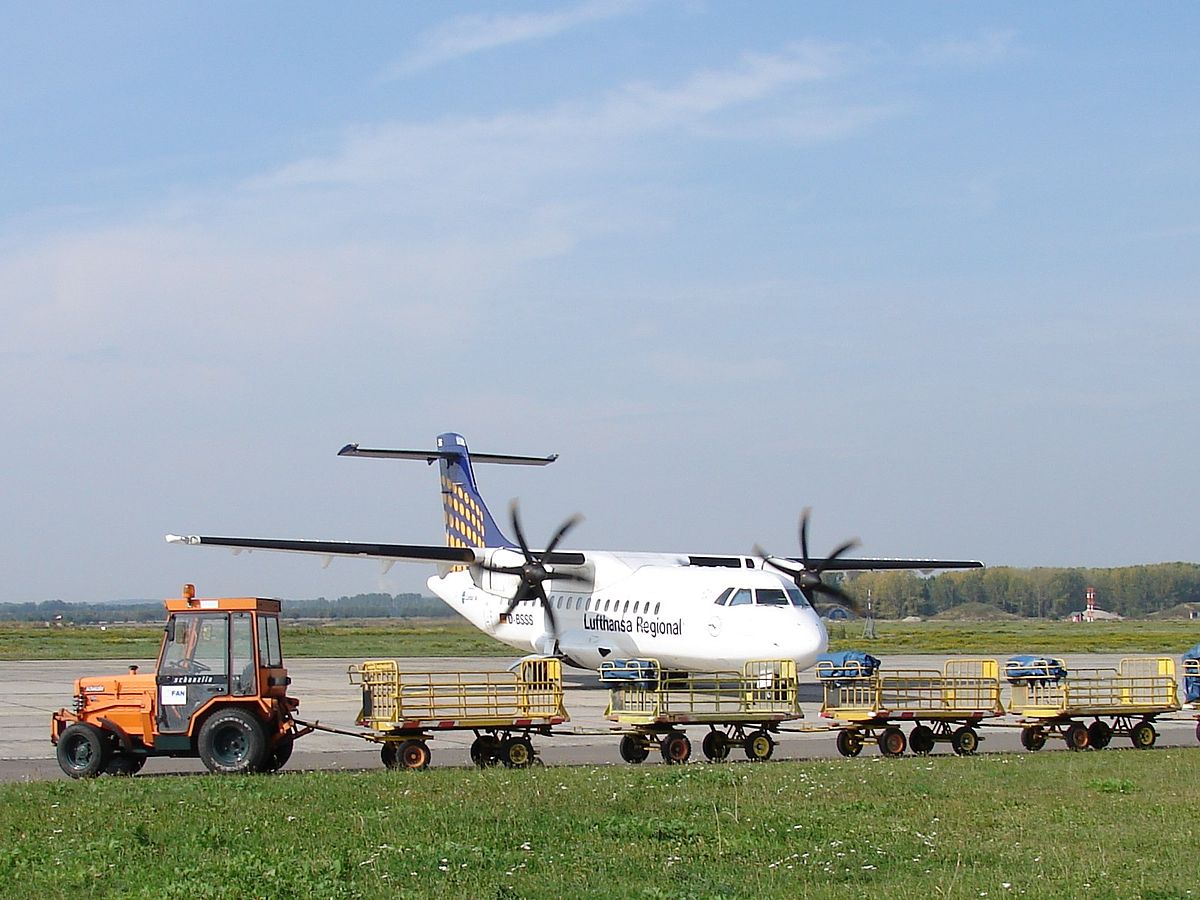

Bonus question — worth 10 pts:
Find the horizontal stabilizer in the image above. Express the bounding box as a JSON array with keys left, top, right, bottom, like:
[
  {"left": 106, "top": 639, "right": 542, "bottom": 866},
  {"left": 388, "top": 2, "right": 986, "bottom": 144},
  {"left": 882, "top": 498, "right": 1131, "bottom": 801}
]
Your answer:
[{"left": 338, "top": 444, "right": 558, "bottom": 466}]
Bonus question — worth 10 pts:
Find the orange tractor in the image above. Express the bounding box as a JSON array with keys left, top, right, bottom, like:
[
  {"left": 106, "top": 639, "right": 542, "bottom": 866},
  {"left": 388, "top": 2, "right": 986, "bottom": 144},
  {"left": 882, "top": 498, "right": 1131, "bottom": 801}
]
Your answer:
[{"left": 51, "top": 585, "right": 304, "bottom": 777}]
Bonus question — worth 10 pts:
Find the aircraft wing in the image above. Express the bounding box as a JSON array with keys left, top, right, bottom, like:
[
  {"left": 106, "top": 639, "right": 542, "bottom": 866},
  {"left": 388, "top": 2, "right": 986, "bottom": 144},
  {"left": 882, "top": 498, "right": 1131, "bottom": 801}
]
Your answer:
[
  {"left": 789, "top": 557, "right": 983, "bottom": 572},
  {"left": 165, "top": 534, "right": 478, "bottom": 564},
  {"left": 165, "top": 534, "right": 588, "bottom": 567}
]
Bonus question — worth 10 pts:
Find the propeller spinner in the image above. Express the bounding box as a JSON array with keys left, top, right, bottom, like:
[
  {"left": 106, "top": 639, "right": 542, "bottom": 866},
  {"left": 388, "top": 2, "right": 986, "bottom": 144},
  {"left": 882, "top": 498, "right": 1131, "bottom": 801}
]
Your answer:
[
  {"left": 478, "top": 500, "right": 587, "bottom": 643},
  {"left": 755, "top": 508, "right": 861, "bottom": 613}
]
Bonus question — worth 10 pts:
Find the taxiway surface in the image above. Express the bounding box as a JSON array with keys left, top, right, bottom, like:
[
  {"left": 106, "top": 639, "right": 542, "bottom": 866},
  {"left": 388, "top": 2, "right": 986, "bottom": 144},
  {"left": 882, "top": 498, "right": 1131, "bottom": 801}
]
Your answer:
[{"left": 3, "top": 653, "right": 1196, "bottom": 781}]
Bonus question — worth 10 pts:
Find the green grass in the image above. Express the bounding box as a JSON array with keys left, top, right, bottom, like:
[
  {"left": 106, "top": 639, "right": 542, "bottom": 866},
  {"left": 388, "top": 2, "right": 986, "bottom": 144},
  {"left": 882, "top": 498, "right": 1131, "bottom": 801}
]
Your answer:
[
  {"left": 5, "top": 617, "right": 1199, "bottom": 662},
  {"left": 0, "top": 619, "right": 510, "bottom": 661},
  {"left": 3, "top": 750, "right": 1198, "bottom": 898}
]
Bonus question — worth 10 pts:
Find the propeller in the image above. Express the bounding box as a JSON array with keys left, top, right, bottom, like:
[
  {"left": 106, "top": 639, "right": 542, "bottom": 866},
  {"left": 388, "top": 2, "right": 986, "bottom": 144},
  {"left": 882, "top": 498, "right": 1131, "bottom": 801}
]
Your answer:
[
  {"left": 478, "top": 500, "right": 587, "bottom": 643},
  {"left": 755, "top": 508, "right": 861, "bottom": 612}
]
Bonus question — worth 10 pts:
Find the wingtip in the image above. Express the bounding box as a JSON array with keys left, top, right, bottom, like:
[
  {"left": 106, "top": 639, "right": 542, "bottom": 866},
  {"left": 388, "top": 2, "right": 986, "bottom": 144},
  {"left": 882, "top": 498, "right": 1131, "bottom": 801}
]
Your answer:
[{"left": 165, "top": 534, "right": 199, "bottom": 545}]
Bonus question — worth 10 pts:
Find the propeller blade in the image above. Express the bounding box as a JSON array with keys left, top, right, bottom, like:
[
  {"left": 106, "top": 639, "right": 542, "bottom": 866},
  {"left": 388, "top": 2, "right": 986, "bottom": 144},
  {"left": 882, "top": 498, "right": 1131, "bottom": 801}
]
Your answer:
[
  {"left": 544, "top": 513, "right": 583, "bottom": 556},
  {"left": 798, "top": 508, "right": 812, "bottom": 566},
  {"left": 509, "top": 500, "right": 534, "bottom": 563},
  {"left": 814, "top": 538, "right": 861, "bottom": 574}
]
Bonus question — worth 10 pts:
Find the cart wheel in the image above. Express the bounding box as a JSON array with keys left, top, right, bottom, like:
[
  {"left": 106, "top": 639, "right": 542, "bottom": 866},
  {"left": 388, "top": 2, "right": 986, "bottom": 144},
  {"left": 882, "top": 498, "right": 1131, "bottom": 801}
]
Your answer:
[
  {"left": 501, "top": 736, "right": 535, "bottom": 768},
  {"left": 744, "top": 730, "right": 775, "bottom": 762},
  {"left": 1020, "top": 726, "right": 1046, "bottom": 752},
  {"left": 951, "top": 726, "right": 979, "bottom": 756},
  {"left": 909, "top": 725, "right": 936, "bottom": 756},
  {"left": 661, "top": 732, "right": 691, "bottom": 765},
  {"left": 1064, "top": 722, "right": 1089, "bottom": 751},
  {"left": 619, "top": 734, "right": 650, "bottom": 764},
  {"left": 702, "top": 730, "right": 730, "bottom": 762},
  {"left": 1130, "top": 720, "right": 1157, "bottom": 750},
  {"left": 835, "top": 729, "right": 863, "bottom": 758},
  {"left": 1087, "top": 720, "right": 1112, "bottom": 750},
  {"left": 398, "top": 739, "right": 431, "bottom": 770},
  {"left": 470, "top": 736, "right": 501, "bottom": 768},
  {"left": 878, "top": 726, "right": 907, "bottom": 758},
  {"left": 380, "top": 742, "right": 400, "bottom": 769}
]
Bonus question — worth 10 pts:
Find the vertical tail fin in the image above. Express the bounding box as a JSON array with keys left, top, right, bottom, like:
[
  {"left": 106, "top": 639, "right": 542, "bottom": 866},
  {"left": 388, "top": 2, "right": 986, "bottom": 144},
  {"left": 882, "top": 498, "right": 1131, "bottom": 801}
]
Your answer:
[{"left": 434, "top": 432, "right": 514, "bottom": 551}]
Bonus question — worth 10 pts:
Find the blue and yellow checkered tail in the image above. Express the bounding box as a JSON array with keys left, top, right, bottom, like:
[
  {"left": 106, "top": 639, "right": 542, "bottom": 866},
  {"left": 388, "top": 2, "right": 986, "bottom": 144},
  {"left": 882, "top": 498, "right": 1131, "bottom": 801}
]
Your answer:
[{"left": 435, "top": 432, "right": 515, "bottom": 553}]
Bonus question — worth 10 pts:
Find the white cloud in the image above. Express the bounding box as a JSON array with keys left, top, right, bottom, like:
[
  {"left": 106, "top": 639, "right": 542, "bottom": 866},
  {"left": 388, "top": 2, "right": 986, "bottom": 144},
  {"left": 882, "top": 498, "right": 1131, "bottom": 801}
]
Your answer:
[
  {"left": 384, "top": 0, "right": 646, "bottom": 76},
  {"left": 919, "top": 28, "right": 1017, "bottom": 66}
]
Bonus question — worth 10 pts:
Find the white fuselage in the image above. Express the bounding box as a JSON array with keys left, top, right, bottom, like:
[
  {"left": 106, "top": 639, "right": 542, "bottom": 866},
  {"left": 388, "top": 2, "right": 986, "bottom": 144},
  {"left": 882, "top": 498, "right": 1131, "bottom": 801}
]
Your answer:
[{"left": 427, "top": 549, "right": 829, "bottom": 672}]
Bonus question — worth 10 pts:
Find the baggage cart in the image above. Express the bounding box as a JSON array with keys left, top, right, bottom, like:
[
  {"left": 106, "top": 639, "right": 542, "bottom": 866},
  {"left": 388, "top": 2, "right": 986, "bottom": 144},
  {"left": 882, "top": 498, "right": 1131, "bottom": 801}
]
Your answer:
[
  {"left": 603, "top": 658, "right": 801, "bottom": 764},
  {"left": 1184, "top": 655, "right": 1200, "bottom": 743},
  {"left": 1007, "top": 656, "right": 1179, "bottom": 751},
  {"left": 818, "top": 658, "right": 1004, "bottom": 757},
  {"left": 347, "top": 657, "right": 568, "bottom": 769}
]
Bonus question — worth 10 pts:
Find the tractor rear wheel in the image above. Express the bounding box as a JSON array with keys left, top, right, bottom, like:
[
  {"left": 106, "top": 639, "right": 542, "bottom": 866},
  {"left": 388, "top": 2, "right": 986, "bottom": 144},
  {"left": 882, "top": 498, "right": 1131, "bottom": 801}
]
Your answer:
[
  {"left": 198, "top": 708, "right": 267, "bottom": 774},
  {"left": 57, "top": 723, "right": 111, "bottom": 779}
]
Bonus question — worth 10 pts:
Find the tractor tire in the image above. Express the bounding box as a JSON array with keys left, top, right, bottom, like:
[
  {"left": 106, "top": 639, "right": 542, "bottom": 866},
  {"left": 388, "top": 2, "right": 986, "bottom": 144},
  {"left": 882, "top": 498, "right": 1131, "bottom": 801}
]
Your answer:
[
  {"left": 261, "top": 736, "right": 294, "bottom": 773},
  {"left": 105, "top": 753, "right": 147, "bottom": 776},
  {"left": 57, "top": 723, "right": 112, "bottom": 779},
  {"left": 198, "top": 708, "right": 268, "bottom": 774}
]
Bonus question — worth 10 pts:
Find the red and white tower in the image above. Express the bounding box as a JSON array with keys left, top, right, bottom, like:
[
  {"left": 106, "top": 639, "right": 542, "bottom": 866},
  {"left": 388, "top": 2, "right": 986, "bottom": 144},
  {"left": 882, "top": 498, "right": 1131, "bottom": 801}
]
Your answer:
[{"left": 1085, "top": 586, "right": 1096, "bottom": 622}]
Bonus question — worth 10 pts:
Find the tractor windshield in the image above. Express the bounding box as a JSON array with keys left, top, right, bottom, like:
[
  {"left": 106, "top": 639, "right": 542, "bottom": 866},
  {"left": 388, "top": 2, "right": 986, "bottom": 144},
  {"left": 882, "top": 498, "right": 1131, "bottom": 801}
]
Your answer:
[{"left": 160, "top": 613, "right": 229, "bottom": 678}]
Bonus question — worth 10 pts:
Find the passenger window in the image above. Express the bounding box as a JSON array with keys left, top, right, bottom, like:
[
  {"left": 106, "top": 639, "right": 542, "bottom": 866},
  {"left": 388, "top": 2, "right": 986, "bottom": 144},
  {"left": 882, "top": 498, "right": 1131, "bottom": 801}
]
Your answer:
[
  {"left": 623, "top": 601, "right": 630, "bottom": 614},
  {"left": 756, "top": 588, "right": 789, "bottom": 606},
  {"left": 728, "top": 589, "right": 752, "bottom": 607},
  {"left": 714, "top": 588, "right": 734, "bottom": 606},
  {"left": 786, "top": 588, "right": 811, "bottom": 608},
  {"left": 654, "top": 602, "right": 661, "bottom": 615},
  {"left": 604, "top": 599, "right": 611, "bottom": 612}
]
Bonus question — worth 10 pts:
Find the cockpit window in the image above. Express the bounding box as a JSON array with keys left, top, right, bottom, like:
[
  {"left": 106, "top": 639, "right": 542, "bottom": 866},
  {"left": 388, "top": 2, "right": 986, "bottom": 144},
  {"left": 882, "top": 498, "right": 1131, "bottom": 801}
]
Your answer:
[
  {"left": 728, "top": 588, "right": 752, "bottom": 607},
  {"left": 755, "top": 588, "right": 789, "bottom": 606},
  {"left": 785, "top": 587, "right": 810, "bottom": 609},
  {"left": 714, "top": 588, "right": 733, "bottom": 606}
]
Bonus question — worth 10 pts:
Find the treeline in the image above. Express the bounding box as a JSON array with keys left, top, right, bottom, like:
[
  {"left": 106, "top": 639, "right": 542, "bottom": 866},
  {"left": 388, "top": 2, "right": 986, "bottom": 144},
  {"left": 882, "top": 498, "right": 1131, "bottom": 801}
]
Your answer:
[
  {"left": 0, "top": 592, "right": 454, "bottom": 624},
  {"left": 840, "top": 563, "right": 1200, "bottom": 619}
]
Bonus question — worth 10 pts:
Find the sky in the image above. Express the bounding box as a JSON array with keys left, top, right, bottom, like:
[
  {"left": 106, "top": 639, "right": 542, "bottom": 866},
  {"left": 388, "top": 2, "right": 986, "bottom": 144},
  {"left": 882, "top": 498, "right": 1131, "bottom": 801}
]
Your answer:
[{"left": 2, "top": 2, "right": 1198, "bottom": 604}]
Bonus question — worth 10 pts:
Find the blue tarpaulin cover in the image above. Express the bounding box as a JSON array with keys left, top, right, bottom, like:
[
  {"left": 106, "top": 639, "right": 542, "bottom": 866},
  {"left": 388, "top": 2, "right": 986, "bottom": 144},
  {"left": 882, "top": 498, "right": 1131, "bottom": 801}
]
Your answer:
[
  {"left": 1182, "top": 644, "right": 1200, "bottom": 703},
  {"left": 598, "top": 659, "right": 659, "bottom": 687},
  {"left": 815, "top": 650, "right": 880, "bottom": 679},
  {"left": 1005, "top": 655, "right": 1068, "bottom": 683}
]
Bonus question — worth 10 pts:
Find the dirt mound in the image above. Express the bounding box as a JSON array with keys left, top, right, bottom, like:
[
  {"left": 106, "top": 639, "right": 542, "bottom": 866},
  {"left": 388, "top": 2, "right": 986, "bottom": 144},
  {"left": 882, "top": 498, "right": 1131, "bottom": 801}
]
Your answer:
[{"left": 931, "top": 602, "right": 1020, "bottom": 622}]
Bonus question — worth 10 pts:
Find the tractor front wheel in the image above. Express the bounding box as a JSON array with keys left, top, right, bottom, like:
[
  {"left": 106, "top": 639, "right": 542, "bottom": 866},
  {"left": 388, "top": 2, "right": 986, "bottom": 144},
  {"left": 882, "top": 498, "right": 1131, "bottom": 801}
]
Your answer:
[{"left": 57, "top": 723, "right": 111, "bottom": 779}]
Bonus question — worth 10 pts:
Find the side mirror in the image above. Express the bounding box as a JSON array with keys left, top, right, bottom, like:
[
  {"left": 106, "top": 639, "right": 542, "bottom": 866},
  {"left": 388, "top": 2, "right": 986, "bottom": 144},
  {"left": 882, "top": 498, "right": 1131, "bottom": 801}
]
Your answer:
[{"left": 165, "top": 617, "right": 176, "bottom": 643}]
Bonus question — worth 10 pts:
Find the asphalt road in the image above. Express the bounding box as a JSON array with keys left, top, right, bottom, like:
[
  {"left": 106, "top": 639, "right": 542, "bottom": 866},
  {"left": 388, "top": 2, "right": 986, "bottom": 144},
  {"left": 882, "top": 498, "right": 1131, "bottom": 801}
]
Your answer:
[{"left": 4, "top": 653, "right": 1198, "bottom": 782}]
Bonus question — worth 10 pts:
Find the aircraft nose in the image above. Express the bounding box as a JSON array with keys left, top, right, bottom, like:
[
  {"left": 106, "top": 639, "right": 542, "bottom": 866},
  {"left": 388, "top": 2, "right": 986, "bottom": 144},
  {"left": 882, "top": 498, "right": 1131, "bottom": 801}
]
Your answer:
[{"left": 782, "top": 613, "right": 828, "bottom": 668}]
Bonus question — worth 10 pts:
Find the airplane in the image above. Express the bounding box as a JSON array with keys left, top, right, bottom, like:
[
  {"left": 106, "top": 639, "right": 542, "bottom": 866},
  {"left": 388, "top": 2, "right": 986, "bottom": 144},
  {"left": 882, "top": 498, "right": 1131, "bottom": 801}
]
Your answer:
[{"left": 167, "top": 432, "right": 982, "bottom": 673}]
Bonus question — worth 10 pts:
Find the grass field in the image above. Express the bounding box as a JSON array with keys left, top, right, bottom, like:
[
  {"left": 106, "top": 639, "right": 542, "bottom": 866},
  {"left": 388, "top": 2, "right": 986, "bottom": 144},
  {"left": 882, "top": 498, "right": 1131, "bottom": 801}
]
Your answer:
[
  {"left": 5, "top": 616, "right": 1199, "bottom": 661},
  {"left": 3, "top": 750, "right": 1197, "bottom": 898}
]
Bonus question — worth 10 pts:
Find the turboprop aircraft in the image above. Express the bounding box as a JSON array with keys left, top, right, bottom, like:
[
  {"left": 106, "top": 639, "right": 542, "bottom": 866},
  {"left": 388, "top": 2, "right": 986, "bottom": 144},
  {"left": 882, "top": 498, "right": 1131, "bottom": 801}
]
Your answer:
[{"left": 167, "top": 432, "right": 982, "bottom": 673}]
